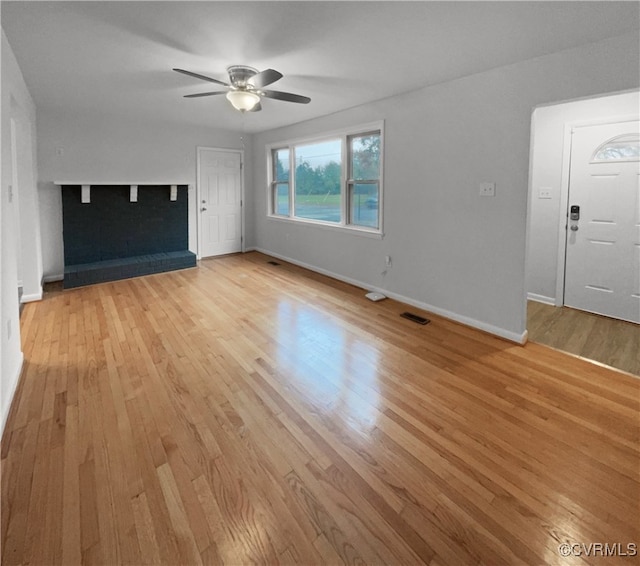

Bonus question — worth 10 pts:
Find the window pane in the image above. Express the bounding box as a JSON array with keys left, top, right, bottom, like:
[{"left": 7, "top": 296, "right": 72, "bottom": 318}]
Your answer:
[
  {"left": 274, "top": 149, "right": 290, "bottom": 181},
  {"left": 592, "top": 134, "right": 640, "bottom": 162},
  {"left": 351, "top": 134, "right": 380, "bottom": 180},
  {"left": 294, "top": 140, "right": 342, "bottom": 223},
  {"left": 350, "top": 183, "right": 379, "bottom": 228},
  {"left": 275, "top": 183, "right": 289, "bottom": 215}
]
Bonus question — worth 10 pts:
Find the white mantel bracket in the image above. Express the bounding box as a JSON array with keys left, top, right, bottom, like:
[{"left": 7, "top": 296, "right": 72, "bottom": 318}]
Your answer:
[{"left": 54, "top": 183, "right": 190, "bottom": 204}]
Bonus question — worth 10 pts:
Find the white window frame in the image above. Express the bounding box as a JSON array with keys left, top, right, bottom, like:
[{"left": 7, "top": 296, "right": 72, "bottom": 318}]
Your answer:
[{"left": 267, "top": 121, "right": 384, "bottom": 237}]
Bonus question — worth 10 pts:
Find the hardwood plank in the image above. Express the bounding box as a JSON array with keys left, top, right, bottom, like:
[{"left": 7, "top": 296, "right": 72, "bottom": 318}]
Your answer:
[
  {"left": 156, "top": 463, "right": 203, "bottom": 565},
  {"left": 130, "top": 491, "right": 163, "bottom": 565},
  {"left": 61, "top": 404, "right": 82, "bottom": 566}
]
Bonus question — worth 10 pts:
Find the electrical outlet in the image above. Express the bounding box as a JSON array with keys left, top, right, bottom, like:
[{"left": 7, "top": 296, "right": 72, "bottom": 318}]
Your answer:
[
  {"left": 538, "top": 187, "right": 552, "bottom": 199},
  {"left": 479, "top": 182, "right": 495, "bottom": 197}
]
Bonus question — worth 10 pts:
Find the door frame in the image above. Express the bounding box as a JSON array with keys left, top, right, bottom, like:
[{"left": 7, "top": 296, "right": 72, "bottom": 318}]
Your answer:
[
  {"left": 553, "top": 114, "right": 638, "bottom": 306},
  {"left": 196, "top": 146, "right": 245, "bottom": 260}
]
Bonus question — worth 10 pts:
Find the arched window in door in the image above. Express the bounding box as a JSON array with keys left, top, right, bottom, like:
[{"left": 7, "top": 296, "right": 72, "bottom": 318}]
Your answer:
[{"left": 591, "top": 133, "right": 640, "bottom": 162}]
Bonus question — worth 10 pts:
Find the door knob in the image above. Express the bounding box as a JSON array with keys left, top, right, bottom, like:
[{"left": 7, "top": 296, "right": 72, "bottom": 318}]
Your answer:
[
  {"left": 570, "top": 225, "right": 579, "bottom": 231},
  {"left": 201, "top": 207, "right": 207, "bottom": 212}
]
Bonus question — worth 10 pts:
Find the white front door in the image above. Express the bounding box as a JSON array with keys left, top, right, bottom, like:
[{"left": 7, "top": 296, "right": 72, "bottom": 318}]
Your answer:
[
  {"left": 564, "top": 120, "right": 640, "bottom": 323},
  {"left": 198, "top": 148, "right": 243, "bottom": 258}
]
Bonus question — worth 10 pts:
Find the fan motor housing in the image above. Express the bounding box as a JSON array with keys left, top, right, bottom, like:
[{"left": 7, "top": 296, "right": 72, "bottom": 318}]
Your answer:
[{"left": 227, "top": 65, "right": 259, "bottom": 88}]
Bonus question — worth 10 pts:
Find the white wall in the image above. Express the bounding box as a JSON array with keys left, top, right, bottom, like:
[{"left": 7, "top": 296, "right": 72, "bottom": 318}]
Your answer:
[
  {"left": 251, "top": 32, "right": 640, "bottom": 342},
  {"left": 12, "top": 100, "right": 43, "bottom": 301},
  {"left": 37, "top": 110, "right": 252, "bottom": 278},
  {"left": 1, "top": 30, "right": 38, "bottom": 431},
  {"left": 526, "top": 90, "right": 639, "bottom": 305}
]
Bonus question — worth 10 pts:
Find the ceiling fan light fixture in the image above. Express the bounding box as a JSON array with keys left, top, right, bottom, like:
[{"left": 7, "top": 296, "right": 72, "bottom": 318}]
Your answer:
[
  {"left": 226, "top": 90, "right": 260, "bottom": 111},
  {"left": 175, "top": 66, "right": 309, "bottom": 111}
]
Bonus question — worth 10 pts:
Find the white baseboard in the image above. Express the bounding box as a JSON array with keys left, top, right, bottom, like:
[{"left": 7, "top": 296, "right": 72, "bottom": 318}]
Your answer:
[
  {"left": 248, "top": 247, "right": 528, "bottom": 344},
  {"left": 43, "top": 274, "right": 64, "bottom": 283},
  {"left": 1, "top": 351, "right": 24, "bottom": 437},
  {"left": 527, "top": 292, "right": 557, "bottom": 306},
  {"left": 20, "top": 289, "right": 43, "bottom": 303}
]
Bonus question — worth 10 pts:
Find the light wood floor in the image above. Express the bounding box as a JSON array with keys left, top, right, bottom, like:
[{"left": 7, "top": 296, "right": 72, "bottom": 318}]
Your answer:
[
  {"left": 528, "top": 301, "right": 639, "bottom": 376},
  {"left": 2, "top": 252, "right": 638, "bottom": 565}
]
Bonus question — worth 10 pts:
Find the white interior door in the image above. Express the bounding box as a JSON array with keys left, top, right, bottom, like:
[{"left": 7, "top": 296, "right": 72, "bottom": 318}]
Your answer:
[
  {"left": 564, "top": 120, "right": 640, "bottom": 323},
  {"left": 198, "top": 148, "right": 243, "bottom": 258}
]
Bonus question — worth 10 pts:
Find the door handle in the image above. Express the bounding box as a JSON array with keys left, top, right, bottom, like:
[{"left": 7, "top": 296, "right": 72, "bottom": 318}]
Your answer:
[
  {"left": 570, "top": 225, "right": 579, "bottom": 231},
  {"left": 201, "top": 207, "right": 207, "bottom": 212}
]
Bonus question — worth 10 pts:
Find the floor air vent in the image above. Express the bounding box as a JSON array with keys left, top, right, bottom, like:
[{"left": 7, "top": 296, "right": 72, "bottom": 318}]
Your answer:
[
  {"left": 267, "top": 261, "right": 281, "bottom": 266},
  {"left": 400, "top": 312, "right": 430, "bottom": 325}
]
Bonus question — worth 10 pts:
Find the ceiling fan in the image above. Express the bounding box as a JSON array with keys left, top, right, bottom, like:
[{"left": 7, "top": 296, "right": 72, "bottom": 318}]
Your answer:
[{"left": 173, "top": 65, "right": 311, "bottom": 112}]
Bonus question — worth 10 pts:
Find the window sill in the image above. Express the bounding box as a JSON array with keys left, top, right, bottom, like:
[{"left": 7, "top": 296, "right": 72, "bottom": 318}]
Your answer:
[{"left": 267, "top": 214, "right": 384, "bottom": 239}]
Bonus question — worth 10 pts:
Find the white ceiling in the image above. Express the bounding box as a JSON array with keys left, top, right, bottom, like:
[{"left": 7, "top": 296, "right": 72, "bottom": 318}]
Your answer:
[{"left": 2, "top": 1, "right": 639, "bottom": 133}]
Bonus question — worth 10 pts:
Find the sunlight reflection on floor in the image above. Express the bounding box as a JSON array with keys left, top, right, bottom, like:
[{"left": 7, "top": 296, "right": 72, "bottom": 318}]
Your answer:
[{"left": 276, "top": 301, "right": 381, "bottom": 433}]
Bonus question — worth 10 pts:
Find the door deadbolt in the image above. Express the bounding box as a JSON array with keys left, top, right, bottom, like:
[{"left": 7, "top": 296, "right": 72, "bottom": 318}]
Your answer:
[{"left": 570, "top": 205, "right": 580, "bottom": 221}]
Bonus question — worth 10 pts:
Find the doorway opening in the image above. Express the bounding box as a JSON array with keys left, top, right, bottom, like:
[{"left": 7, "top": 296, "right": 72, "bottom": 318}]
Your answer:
[{"left": 525, "top": 90, "right": 639, "bottom": 375}]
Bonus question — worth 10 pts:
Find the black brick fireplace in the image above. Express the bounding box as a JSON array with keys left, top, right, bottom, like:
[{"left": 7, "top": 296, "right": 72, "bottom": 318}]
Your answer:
[{"left": 60, "top": 184, "right": 196, "bottom": 288}]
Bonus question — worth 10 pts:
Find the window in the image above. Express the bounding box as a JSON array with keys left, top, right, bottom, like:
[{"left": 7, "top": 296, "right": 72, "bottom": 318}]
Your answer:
[
  {"left": 348, "top": 133, "right": 381, "bottom": 229},
  {"left": 591, "top": 134, "right": 640, "bottom": 162},
  {"left": 269, "top": 123, "right": 383, "bottom": 234},
  {"left": 272, "top": 148, "right": 290, "bottom": 215},
  {"left": 294, "top": 139, "right": 342, "bottom": 223}
]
